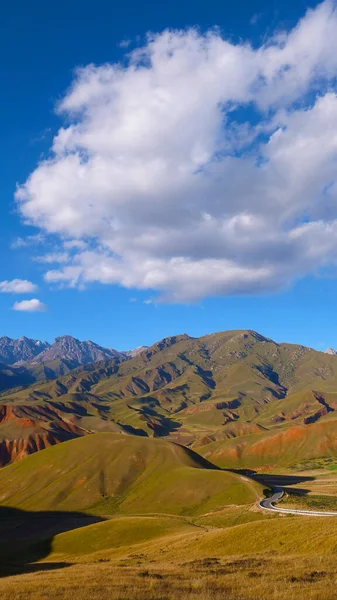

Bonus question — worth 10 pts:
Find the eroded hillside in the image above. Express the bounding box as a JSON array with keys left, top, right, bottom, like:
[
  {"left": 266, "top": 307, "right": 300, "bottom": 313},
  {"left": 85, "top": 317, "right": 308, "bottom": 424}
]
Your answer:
[{"left": 1, "top": 329, "right": 337, "bottom": 467}]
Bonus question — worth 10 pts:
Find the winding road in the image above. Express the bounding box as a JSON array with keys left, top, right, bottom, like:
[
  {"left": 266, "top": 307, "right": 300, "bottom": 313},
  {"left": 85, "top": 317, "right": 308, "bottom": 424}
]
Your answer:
[{"left": 259, "top": 486, "right": 337, "bottom": 516}]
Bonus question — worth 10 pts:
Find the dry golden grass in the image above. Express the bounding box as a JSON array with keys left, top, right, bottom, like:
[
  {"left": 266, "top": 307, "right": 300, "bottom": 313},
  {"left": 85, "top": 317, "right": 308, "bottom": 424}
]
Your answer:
[
  {"left": 45, "top": 513, "right": 337, "bottom": 561},
  {"left": 1, "top": 555, "right": 337, "bottom": 600},
  {"left": 3, "top": 458, "right": 337, "bottom": 600},
  {"left": 2, "top": 511, "right": 337, "bottom": 599}
]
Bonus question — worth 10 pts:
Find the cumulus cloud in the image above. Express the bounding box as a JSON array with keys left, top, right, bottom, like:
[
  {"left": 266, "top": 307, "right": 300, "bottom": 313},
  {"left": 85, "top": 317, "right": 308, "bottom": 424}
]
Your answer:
[
  {"left": 0, "top": 279, "right": 38, "bottom": 293},
  {"left": 14, "top": 1, "right": 337, "bottom": 301},
  {"left": 12, "top": 299, "right": 47, "bottom": 312}
]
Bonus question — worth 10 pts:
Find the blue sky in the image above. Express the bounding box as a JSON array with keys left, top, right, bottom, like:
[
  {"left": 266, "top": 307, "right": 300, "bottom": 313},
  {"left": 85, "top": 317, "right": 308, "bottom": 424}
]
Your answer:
[{"left": 1, "top": 0, "right": 337, "bottom": 351}]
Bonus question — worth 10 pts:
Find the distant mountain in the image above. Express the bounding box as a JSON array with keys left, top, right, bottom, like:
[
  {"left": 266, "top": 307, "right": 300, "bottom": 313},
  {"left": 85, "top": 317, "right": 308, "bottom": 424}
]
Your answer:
[
  {"left": 0, "top": 334, "right": 123, "bottom": 368},
  {"left": 31, "top": 335, "right": 122, "bottom": 367},
  {"left": 0, "top": 336, "right": 49, "bottom": 365},
  {"left": 123, "top": 345, "right": 149, "bottom": 358},
  {"left": 325, "top": 348, "right": 337, "bottom": 355}
]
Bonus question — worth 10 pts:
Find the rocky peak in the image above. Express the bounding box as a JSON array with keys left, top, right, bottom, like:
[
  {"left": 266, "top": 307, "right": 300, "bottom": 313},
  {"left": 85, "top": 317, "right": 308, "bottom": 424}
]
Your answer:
[
  {"left": 123, "top": 345, "right": 149, "bottom": 358},
  {"left": 32, "top": 335, "right": 122, "bottom": 367},
  {"left": 0, "top": 336, "right": 49, "bottom": 365}
]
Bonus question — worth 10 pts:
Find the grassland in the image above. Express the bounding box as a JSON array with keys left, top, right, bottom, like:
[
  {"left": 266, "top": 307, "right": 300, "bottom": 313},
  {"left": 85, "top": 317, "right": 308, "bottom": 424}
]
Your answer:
[
  {"left": 2, "top": 555, "right": 337, "bottom": 600},
  {"left": 2, "top": 431, "right": 337, "bottom": 599},
  {"left": 260, "top": 463, "right": 337, "bottom": 512},
  {"left": 2, "top": 512, "right": 337, "bottom": 599},
  {"left": 48, "top": 512, "right": 337, "bottom": 560},
  {"left": 280, "top": 493, "right": 337, "bottom": 512}
]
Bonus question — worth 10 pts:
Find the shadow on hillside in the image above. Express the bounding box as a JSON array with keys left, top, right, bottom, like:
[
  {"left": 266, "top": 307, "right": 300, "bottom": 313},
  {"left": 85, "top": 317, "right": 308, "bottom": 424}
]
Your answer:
[
  {"left": 0, "top": 506, "right": 105, "bottom": 579},
  {"left": 232, "top": 470, "right": 316, "bottom": 493}
]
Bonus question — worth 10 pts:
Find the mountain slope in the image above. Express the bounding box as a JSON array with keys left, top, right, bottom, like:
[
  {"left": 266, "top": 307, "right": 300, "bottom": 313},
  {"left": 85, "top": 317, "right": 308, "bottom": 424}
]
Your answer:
[
  {"left": 0, "top": 402, "right": 88, "bottom": 467},
  {"left": 123, "top": 345, "right": 149, "bottom": 357},
  {"left": 2, "top": 329, "right": 337, "bottom": 468},
  {"left": 0, "top": 362, "right": 35, "bottom": 393},
  {"left": 0, "top": 433, "right": 262, "bottom": 514},
  {"left": 32, "top": 335, "right": 121, "bottom": 366}
]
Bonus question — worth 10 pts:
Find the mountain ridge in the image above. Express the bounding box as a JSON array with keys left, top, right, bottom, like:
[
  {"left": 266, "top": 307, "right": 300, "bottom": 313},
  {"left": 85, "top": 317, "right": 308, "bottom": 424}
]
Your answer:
[
  {"left": 1, "top": 328, "right": 337, "bottom": 468},
  {"left": 0, "top": 334, "right": 132, "bottom": 367},
  {"left": 30, "top": 335, "right": 121, "bottom": 366},
  {"left": 0, "top": 336, "right": 50, "bottom": 365}
]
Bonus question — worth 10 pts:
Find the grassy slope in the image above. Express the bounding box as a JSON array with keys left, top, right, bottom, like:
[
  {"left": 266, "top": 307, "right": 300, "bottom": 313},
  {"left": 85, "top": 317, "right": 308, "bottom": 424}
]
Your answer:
[
  {"left": 1, "top": 504, "right": 337, "bottom": 600},
  {"left": 1, "top": 555, "right": 337, "bottom": 600},
  {"left": 51, "top": 515, "right": 197, "bottom": 556},
  {"left": 0, "top": 433, "right": 262, "bottom": 514},
  {"left": 49, "top": 514, "right": 337, "bottom": 562}
]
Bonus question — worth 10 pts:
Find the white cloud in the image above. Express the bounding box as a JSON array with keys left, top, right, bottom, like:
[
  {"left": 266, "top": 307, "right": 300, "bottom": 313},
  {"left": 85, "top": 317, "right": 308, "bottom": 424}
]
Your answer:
[
  {"left": 12, "top": 299, "right": 47, "bottom": 312},
  {"left": 0, "top": 279, "right": 38, "bottom": 293},
  {"left": 11, "top": 234, "right": 45, "bottom": 249},
  {"left": 63, "top": 240, "right": 88, "bottom": 250},
  {"left": 14, "top": 1, "right": 337, "bottom": 301},
  {"left": 34, "top": 252, "right": 69, "bottom": 264}
]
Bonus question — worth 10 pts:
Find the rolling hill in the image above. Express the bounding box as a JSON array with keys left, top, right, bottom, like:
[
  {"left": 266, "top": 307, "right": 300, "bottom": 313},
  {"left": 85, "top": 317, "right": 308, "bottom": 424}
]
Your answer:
[{"left": 0, "top": 433, "right": 262, "bottom": 514}]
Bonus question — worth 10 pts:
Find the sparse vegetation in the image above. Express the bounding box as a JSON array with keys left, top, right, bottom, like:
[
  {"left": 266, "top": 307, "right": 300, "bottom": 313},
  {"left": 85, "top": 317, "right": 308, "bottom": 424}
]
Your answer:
[
  {"left": 4, "top": 329, "right": 337, "bottom": 470},
  {"left": 0, "top": 558, "right": 333, "bottom": 600},
  {"left": 2, "top": 330, "right": 337, "bottom": 599},
  {"left": 2, "top": 515, "right": 337, "bottom": 599},
  {"left": 281, "top": 493, "right": 337, "bottom": 512}
]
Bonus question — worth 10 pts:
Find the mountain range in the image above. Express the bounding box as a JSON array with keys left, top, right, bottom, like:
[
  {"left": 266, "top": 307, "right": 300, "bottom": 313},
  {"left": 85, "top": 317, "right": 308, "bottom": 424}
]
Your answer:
[
  {"left": 0, "top": 336, "right": 49, "bottom": 365},
  {"left": 2, "top": 328, "right": 337, "bottom": 469},
  {"left": 0, "top": 335, "right": 150, "bottom": 386},
  {"left": 0, "top": 334, "right": 124, "bottom": 366},
  {"left": 2, "top": 331, "right": 333, "bottom": 368}
]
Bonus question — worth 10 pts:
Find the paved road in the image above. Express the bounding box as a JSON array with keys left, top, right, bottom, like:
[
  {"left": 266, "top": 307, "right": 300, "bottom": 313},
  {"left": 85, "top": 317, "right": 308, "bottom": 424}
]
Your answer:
[{"left": 259, "top": 487, "right": 337, "bottom": 516}]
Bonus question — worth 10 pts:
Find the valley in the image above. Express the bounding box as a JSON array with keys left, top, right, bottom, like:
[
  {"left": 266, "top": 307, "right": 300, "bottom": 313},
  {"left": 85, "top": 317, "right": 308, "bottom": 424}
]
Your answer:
[
  {"left": 2, "top": 329, "right": 337, "bottom": 599},
  {"left": 4, "top": 0, "right": 337, "bottom": 596}
]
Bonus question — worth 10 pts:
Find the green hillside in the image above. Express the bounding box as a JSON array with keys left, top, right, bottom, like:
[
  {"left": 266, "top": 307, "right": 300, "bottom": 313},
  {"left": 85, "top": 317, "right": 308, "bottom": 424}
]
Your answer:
[
  {"left": 2, "top": 329, "right": 337, "bottom": 468},
  {"left": 51, "top": 515, "right": 197, "bottom": 556},
  {"left": 3, "top": 510, "right": 337, "bottom": 600},
  {"left": 0, "top": 433, "right": 262, "bottom": 514}
]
